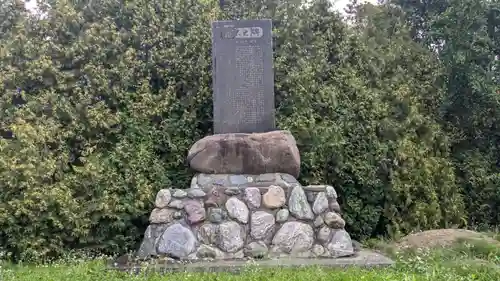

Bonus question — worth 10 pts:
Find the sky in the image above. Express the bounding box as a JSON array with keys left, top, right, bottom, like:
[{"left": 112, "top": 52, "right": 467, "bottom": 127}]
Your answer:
[
  {"left": 24, "top": 0, "right": 378, "bottom": 15},
  {"left": 24, "top": 0, "right": 36, "bottom": 12},
  {"left": 332, "top": 0, "right": 377, "bottom": 13}
]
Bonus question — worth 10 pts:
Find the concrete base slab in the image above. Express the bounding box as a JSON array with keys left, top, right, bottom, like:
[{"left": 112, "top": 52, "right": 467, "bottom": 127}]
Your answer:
[{"left": 109, "top": 250, "right": 395, "bottom": 274}]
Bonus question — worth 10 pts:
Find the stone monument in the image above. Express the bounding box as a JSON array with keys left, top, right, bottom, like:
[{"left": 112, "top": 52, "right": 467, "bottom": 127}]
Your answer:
[
  {"left": 211, "top": 19, "right": 275, "bottom": 133},
  {"left": 135, "top": 19, "right": 358, "bottom": 262}
]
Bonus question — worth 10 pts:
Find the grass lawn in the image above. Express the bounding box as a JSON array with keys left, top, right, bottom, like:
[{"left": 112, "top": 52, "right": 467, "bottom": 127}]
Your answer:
[{"left": 2, "top": 237, "right": 499, "bottom": 281}]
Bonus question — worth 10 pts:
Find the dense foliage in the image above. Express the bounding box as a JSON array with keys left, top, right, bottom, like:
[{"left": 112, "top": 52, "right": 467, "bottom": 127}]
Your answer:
[
  {"left": 0, "top": 0, "right": 498, "bottom": 262},
  {"left": 387, "top": 0, "right": 500, "bottom": 228}
]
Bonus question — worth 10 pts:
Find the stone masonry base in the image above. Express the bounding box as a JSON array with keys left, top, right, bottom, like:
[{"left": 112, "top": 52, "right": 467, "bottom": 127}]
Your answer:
[{"left": 137, "top": 173, "right": 354, "bottom": 260}]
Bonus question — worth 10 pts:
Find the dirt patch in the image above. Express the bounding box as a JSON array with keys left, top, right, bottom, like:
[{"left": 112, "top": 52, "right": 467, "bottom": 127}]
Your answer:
[{"left": 394, "top": 229, "right": 499, "bottom": 250}]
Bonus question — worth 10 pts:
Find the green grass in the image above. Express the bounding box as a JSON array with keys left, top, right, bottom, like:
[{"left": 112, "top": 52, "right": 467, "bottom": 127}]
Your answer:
[{"left": 2, "top": 238, "right": 499, "bottom": 281}]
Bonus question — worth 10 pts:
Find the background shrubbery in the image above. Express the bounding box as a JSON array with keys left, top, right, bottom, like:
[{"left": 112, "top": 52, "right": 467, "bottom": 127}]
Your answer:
[{"left": 0, "top": 0, "right": 498, "bottom": 262}]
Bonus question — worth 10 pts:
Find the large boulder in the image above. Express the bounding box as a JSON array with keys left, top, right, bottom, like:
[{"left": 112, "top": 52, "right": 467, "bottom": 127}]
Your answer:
[{"left": 187, "top": 130, "right": 300, "bottom": 177}]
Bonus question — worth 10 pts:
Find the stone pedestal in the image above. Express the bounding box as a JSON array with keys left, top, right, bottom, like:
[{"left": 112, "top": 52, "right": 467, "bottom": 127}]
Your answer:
[
  {"left": 187, "top": 130, "right": 301, "bottom": 177},
  {"left": 137, "top": 174, "right": 354, "bottom": 260},
  {"left": 137, "top": 131, "right": 355, "bottom": 261}
]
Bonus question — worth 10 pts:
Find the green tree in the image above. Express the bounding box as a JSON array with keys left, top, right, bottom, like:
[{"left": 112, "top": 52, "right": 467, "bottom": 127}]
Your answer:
[
  {"left": 0, "top": 0, "right": 216, "bottom": 261},
  {"left": 0, "top": 0, "right": 468, "bottom": 261},
  {"left": 388, "top": 0, "right": 500, "bottom": 228}
]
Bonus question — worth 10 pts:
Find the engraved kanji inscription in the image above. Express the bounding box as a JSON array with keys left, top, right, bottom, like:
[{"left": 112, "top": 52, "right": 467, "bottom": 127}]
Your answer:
[{"left": 211, "top": 19, "right": 275, "bottom": 134}]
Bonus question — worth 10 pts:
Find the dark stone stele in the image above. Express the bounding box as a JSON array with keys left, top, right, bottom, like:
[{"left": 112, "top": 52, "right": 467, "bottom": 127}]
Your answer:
[{"left": 211, "top": 19, "right": 275, "bottom": 134}]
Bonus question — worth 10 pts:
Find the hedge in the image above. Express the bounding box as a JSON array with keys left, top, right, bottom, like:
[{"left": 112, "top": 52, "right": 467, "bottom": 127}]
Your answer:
[{"left": 0, "top": 0, "right": 495, "bottom": 262}]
